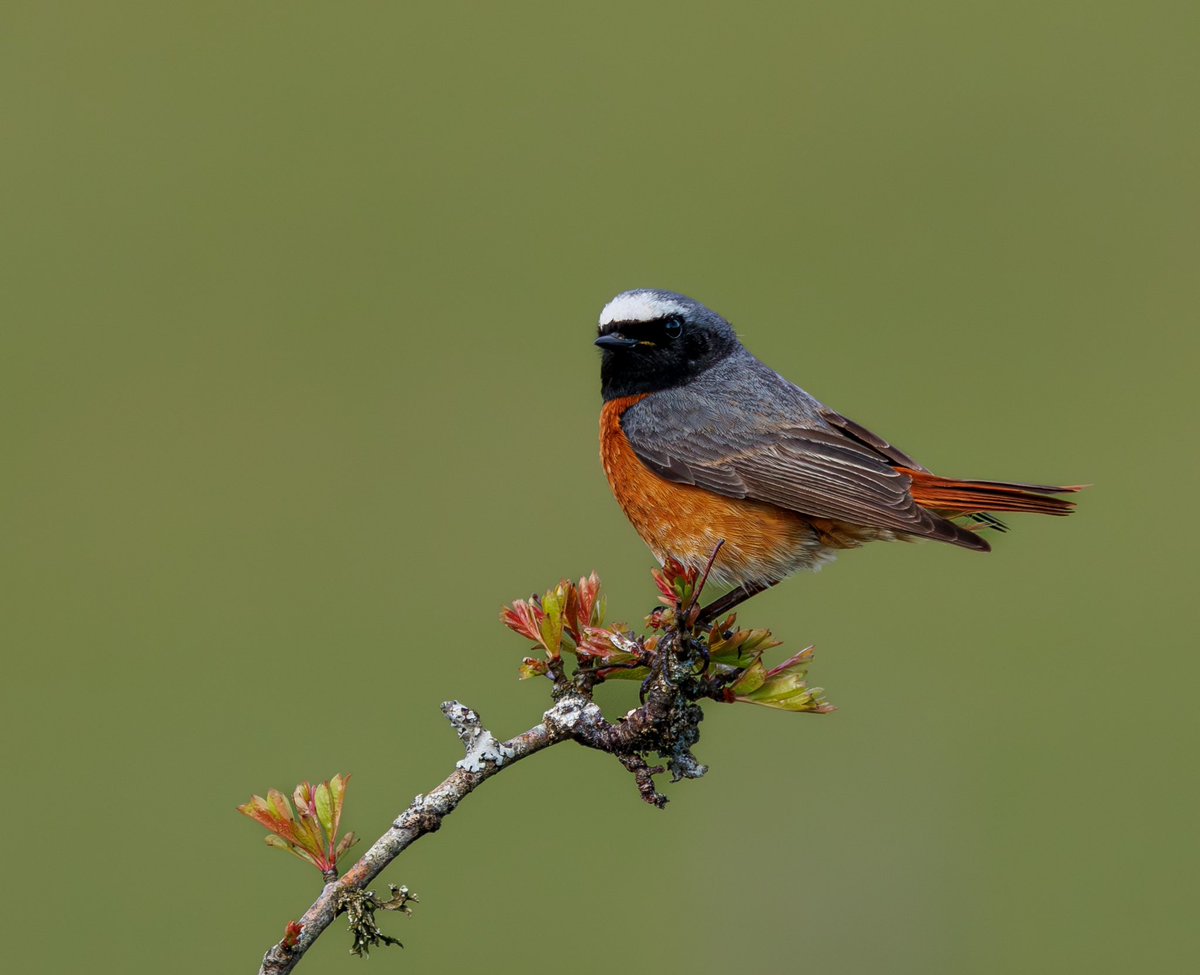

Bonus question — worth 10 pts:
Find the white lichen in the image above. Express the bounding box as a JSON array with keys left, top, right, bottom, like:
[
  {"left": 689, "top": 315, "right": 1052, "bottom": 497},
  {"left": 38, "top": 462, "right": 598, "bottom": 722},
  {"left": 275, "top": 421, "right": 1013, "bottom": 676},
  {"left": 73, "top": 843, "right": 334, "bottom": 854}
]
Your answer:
[
  {"left": 543, "top": 697, "right": 602, "bottom": 733},
  {"left": 456, "top": 730, "right": 516, "bottom": 773}
]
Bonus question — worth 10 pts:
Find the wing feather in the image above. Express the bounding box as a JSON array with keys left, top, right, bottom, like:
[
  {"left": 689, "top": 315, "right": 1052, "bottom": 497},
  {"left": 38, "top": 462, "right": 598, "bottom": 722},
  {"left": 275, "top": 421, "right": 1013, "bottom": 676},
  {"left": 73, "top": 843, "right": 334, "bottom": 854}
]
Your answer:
[{"left": 620, "top": 367, "right": 988, "bottom": 551}]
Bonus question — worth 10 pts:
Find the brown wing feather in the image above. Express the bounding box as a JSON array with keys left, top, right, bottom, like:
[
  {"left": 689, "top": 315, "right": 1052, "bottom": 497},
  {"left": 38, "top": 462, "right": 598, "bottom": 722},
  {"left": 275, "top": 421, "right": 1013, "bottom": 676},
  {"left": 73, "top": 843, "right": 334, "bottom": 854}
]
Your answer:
[
  {"left": 819, "top": 407, "right": 927, "bottom": 471},
  {"left": 623, "top": 408, "right": 990, "bottom": 551}
]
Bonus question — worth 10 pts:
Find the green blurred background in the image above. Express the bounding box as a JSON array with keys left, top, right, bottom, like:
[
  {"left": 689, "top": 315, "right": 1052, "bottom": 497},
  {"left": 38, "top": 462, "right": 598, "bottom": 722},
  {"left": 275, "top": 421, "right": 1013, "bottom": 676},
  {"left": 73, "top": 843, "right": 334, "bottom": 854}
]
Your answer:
[{"left": 3, "top": 2, "right": 1196, "bottom": 972}]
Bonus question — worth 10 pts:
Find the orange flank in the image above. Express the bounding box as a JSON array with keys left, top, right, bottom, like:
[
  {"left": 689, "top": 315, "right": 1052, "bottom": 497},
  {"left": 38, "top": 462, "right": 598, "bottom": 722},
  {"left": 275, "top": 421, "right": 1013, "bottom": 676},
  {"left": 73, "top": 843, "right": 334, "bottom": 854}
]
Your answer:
[{"left": 600, "top": 396, "right": 880, "bottom": 584}]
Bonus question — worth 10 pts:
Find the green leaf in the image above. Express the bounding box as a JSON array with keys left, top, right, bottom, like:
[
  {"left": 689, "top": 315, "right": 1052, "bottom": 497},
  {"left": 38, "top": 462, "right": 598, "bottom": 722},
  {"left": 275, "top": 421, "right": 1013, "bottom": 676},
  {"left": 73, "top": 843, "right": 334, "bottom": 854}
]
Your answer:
[
  {"left": 315, "top": 781, "right": 334, "bottom": 840},
  {"left": 709, "top": 627, "right": 781, "bottom": 664},
  {"left": 593, "top": 663, "right": 651, "bottom": 681},
  {"left": 291, "top": 785, "right": 326, "bottom": 858},
  {"left": 538, "top": 583, "right": 567, "bottom": 658},
  {"left": 735, "top": 672, "right": 834, "bottom": 713},
  {"left": 730, "top": 659, "right": 766, "bottom": 695},
  {"left": 266, "top": 788, "right": 294, "bottom": 822},
  {"left": 328, "top": 774, "right": 348, "bottom": 842},
  {"left": 265, "top": 834, "right": 321, "bottom": 867}
]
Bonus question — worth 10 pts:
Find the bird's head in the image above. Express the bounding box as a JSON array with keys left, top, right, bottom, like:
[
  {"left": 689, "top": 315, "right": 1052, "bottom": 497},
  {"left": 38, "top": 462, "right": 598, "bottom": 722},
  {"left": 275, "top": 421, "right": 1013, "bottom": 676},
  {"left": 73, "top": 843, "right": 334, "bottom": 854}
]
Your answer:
[{"left": 596, "top": 289, "right": 741, "bottom": 400}]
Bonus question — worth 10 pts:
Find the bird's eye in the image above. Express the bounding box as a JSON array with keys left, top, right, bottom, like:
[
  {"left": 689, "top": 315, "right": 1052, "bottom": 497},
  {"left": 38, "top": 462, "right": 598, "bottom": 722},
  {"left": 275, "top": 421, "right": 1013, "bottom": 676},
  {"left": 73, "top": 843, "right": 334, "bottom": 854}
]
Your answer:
[{"left": 662, "top": 316, "right": 684, "bottom": 339}]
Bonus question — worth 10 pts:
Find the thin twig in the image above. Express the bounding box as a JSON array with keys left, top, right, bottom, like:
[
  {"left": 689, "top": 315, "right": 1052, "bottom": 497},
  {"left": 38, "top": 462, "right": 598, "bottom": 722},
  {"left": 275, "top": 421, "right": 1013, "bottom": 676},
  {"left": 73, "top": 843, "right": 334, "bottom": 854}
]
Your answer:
[
  {"left": 258, "top": 616, "right": 731, "bottom": 971},
  {"left": 257, "top": 703, "right": 566, "bottom": 975}
]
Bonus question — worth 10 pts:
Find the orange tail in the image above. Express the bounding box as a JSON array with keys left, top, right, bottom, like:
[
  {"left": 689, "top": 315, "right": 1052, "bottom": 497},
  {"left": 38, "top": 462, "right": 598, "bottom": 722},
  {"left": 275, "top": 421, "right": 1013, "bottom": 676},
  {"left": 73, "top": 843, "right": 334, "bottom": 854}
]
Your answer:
[{"left": 901, "top": 468, "right": 1083, "bottom": 518}]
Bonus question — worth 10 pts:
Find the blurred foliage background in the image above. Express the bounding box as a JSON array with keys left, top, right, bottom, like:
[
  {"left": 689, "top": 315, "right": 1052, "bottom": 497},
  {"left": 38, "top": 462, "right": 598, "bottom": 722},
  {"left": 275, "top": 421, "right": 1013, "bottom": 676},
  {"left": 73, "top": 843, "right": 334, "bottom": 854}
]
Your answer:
[{"left": 2, "top": 2, "right": 1196, "bottom": 972}]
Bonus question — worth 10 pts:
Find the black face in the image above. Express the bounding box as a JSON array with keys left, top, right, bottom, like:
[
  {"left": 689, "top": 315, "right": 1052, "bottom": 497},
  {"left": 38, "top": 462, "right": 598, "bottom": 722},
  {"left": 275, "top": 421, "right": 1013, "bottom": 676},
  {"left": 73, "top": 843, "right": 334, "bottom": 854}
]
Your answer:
[{"left": 597, "top": 308, "right": 740, "bottom": 401}]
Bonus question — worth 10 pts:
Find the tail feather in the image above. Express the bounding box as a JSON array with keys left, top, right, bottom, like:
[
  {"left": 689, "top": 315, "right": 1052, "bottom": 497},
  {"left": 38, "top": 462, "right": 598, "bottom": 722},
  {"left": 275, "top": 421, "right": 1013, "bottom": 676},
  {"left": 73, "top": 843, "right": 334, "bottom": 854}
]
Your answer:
[{"left": 900, "top": 468, "right": 1083, "bottom": 518}]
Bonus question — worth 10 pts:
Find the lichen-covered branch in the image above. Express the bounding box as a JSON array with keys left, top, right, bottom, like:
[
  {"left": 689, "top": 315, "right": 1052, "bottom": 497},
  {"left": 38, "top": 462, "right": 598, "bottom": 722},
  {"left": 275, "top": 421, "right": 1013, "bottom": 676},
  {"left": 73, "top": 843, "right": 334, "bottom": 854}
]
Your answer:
[
  {"left": 254, "top": 563, "right": 831, "bottom": 972},
  {"left": 258, "top": 665, "right": 721, "bottom": 973},
  {"left": 257, "top": 702, "right": 562, "bottom": 974}
]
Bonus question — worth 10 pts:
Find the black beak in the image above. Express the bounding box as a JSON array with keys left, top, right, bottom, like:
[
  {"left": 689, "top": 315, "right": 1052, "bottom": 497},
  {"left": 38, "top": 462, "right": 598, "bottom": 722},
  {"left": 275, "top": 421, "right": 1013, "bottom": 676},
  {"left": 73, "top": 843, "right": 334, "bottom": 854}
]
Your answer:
[{"left": 595, "top": 333, "right": 640, "bottom": 351}]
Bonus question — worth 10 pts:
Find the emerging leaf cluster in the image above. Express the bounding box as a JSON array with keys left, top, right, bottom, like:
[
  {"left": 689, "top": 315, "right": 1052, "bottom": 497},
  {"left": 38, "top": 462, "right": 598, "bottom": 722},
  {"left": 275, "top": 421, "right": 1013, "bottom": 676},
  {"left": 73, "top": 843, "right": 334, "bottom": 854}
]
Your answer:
[
  {"left": 500, "top": 573, "right": 638, "bottom": 678},
  {"left": 238, "top": 773, "right": 359, "bottom": 875},
  {"left": 502, "top": 562, "right": 834, "bottom": 713},
  {"left": 718, "top": 643, "right": 832, "bottom": 712}
]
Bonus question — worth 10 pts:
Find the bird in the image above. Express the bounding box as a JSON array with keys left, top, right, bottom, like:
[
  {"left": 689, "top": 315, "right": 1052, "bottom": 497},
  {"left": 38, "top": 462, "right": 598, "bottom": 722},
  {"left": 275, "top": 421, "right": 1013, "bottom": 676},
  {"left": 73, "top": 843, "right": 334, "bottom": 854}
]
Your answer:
[{"left": 595, "top": 288, "right": 1081, "bottom": 617}]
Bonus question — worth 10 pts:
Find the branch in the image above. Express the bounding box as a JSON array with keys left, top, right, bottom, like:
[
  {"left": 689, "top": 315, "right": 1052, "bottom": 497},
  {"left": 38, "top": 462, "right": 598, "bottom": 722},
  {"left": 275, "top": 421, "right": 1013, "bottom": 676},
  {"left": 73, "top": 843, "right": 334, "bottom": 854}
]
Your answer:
[
  {"left": 258, "top": 676, "right": 714, "bottom": 971},
  {"left": 258, "top": 701, "right": 564, "bottom": 974},
  {"left": 252, "top": 564, "right": 831, "bottom": 971}
]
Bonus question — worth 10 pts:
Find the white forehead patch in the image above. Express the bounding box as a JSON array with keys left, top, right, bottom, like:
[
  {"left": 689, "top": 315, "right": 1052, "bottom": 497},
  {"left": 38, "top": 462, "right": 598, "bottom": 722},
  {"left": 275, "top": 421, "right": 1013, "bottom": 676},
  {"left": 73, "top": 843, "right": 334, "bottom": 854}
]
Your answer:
[{"left": 598, "top": 291, "right": 685, "bottom": 328}]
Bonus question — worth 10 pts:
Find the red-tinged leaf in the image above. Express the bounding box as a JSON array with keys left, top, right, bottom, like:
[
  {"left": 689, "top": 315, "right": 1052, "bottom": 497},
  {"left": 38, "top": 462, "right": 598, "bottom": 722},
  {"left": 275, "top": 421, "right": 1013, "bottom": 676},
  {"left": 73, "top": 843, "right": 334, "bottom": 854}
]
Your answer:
[
  {"left": 763, "top": 646, "right": 815, "bottom": 680},
  {"left": 580, "top": 625, "right": 641, "bottom": 660},
  {"left": 576, "top": 572, "right": 603, "bottom": 627},
  {"left": 239, "top": 795, "right": 306, "bottom": 845},
  {"left": 237, "top": 796, "right": 279, "bottom": 833},
  {"left": 291, "top": 784, "right": 327, "bottom": 858},
  {"left": 500, "top": 599, "right": 543, "bottom": 643},
  {"left": 282, "top": 921, "right": 304, "bottom": 950},
  {"left": 652, "top": 568, "right": 676, "bottom": 604},
  {"left": 562, "top": 582, "right": 582, "bottom": 643},
  {"left": 335, "top": 831, "right": 359, "bottom": 859},
  {"left": 651, "top": 558, "right": 699, "bottom": 606},
  {"left": 645, "top": 606, "right": 673, "bottom": 630},
  {"left": 300, "top": 817, "right": 327, "bottom": 860},
  {"left": 265, "top": 834, "right": 321, "bottom": 868},
  {"left": 267, "top": 788, "right": 294, "bottom": 823},
  {"left": 517, "top": 657, "right": 549, "bottom": 679},
  {"left": 243, "top": 777, "right": 356, "bottom": 873},
  {"left": 240, "top": 794, "right": 271, "bottom": 819}
]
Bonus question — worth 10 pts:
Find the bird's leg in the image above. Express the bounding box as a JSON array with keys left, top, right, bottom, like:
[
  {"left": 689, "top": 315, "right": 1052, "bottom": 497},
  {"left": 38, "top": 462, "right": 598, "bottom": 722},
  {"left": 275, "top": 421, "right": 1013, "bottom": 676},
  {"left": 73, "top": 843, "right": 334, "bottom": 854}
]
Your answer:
[
  {"left": 695, "top": 579, "right": 780, "bottom": 628},
  {"left": 647, "top": 539, "right": 725, "bottom": 625},
  {"left": 689, "top": 539, "right": 726, "bottom": 614}
]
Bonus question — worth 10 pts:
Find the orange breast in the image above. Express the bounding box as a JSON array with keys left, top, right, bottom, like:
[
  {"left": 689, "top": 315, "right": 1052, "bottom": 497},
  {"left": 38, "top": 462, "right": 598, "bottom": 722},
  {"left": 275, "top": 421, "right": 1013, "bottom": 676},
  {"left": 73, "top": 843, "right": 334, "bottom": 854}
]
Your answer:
[{"left": 600, "top": 396, "right": 841, "bottom": 586}]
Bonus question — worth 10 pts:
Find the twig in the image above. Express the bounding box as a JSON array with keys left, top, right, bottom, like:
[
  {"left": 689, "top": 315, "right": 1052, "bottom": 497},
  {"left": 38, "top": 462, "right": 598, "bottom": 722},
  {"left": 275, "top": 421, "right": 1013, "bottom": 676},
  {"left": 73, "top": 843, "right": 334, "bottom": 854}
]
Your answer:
[
  {"left": 254, "top": 568, "right": 793, "bottom": 974},
  {"left": 257, "top": 679, "right": 710, "bottom": 973},
  {"left": 257, "top": 702, "right": 563, "bottom": 974}
]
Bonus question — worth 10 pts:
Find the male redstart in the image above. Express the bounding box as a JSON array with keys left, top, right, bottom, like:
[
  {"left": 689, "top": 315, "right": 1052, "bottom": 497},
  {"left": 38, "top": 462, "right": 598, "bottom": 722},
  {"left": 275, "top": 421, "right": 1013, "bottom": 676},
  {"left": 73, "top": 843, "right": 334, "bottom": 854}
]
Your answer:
[{"left": 596, "top": 289, "right": 1080, "bottom": 611}]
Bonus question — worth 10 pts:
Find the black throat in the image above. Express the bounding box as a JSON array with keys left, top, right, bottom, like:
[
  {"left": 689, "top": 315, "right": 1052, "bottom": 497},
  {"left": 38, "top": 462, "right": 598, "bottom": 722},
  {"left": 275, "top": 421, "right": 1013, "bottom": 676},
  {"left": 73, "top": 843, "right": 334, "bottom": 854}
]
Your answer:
[
  {"left": 599, "top": 330, "right": 738, "bottom": 401},
  {"left": 601, "top": 352, "right": 695, "bottom": 400}
]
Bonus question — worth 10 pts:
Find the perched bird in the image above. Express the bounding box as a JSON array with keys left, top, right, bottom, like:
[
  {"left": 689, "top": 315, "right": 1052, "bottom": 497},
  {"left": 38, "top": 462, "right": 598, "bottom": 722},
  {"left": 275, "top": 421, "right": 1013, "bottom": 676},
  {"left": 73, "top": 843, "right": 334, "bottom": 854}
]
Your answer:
[{"left": 596, "top": 289, "right": 1080, "bottom": 613}]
